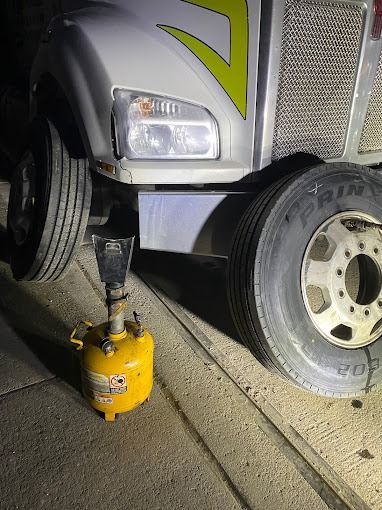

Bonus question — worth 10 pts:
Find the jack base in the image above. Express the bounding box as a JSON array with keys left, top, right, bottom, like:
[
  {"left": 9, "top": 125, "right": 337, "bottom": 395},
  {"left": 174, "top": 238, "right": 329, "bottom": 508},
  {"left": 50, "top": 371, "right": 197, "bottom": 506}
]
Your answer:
[{"left": 104, "top": 412, "right": 116, "bottom": 422}]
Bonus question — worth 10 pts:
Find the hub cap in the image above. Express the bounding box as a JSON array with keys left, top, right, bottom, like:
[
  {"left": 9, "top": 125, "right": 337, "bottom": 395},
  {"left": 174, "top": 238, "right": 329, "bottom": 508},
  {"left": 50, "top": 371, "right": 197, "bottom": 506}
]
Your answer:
[
  {"left": 8, "top": 153, "right": 36, "bottom": 246},
  {"left": 301, "top": 211, "right": 382, "bottom": 349}
]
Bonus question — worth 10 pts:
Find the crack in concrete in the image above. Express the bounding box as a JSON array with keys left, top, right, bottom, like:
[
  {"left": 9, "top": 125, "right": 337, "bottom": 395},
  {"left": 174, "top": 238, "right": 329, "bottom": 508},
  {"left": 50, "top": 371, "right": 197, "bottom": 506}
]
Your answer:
[{"left": 0, "top": 376, "right": 57, "bottom": 399}]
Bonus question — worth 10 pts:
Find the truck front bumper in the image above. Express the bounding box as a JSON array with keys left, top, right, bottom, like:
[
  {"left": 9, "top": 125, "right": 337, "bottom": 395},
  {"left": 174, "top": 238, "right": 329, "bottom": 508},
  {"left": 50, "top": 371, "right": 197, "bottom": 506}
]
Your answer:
[{"left": 98, "top": 160, "right": 248, "bottom": 186}]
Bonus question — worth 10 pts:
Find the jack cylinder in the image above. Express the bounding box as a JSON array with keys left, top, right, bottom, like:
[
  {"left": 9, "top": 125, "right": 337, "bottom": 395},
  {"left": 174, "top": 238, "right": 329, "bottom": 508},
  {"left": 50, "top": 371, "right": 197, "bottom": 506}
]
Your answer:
[
  {"left": 106, "top": 284, "right": 127, "bottom": 335},
  {"left": 69, "top": 235, "right": 154, "bottom": 421}
]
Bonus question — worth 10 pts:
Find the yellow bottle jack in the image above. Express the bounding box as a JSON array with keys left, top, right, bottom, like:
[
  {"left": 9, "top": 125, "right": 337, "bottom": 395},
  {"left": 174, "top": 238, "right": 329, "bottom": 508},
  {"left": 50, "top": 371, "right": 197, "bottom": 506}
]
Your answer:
[{"left": 69, "top": 236, "right": 154, "bottom": 422}]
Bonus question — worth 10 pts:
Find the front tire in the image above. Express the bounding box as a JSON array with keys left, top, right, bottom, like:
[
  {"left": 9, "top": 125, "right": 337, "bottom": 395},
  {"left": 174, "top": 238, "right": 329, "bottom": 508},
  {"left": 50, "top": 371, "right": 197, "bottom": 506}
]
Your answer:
[
  {"left": 228, "top": 163, "right": 382, "bottom": 397},
  {"left": 7, "top": 116, "right": 92, "bottom": 281}
]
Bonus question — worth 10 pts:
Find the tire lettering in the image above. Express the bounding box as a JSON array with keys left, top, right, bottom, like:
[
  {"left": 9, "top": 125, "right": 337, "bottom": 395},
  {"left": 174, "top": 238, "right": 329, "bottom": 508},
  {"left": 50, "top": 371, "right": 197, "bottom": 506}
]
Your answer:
[
  {"left": 300, "top": 203, "right": 314, "bottom": 228},
  {"left": 338, "top": 359, "right": 379, "bottom": 377},
  {"left": 338, "top": 364, "right": 350, "bottom": 376},
  {"left": 353, "top": 364, "right": 366, "bottom": 376},
  {"left": 318, "top": 190, "right": 334, "bottom": 210},
  {"left": 298, "top": 184, "right": 372, "bottom": 229},
  {"left": 337, "top": 185, "right": 344, "bottom": 199},
  {"left": 368, "top": 183, "right": 382, "bottom": 199},
  {"left": 347, "top": 185, "right": 364, "bottom": 197}
]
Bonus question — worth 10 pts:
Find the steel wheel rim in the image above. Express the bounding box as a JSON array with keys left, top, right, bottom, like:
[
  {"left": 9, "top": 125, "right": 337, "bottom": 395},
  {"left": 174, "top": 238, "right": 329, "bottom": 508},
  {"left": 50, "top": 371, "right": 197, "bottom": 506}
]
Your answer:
[
  {"left": 8, "top": 152, "right": 36, "bottom": 246},
  {"left": 301, "top": 211, "right": 382, "bottom": 349}
]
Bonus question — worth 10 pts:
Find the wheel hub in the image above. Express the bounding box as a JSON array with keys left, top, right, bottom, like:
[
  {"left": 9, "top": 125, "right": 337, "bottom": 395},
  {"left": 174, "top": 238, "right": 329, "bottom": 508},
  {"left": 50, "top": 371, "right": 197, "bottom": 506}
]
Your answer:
[
  {"left": 8, "top": 153, "right": 36, "bottom": 246},
  {"left": 301, "top": 211, "right": 382, "bottom": 348}
]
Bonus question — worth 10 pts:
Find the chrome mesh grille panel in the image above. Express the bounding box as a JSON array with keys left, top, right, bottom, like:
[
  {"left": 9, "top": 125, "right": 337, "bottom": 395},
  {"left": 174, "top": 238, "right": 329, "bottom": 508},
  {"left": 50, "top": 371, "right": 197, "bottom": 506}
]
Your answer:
[
  {"left": 359, "top": 53, "right": 382, "bottom": 153},
  {"left": 272, "top": 0, "right": 364, "bottom": 161}
]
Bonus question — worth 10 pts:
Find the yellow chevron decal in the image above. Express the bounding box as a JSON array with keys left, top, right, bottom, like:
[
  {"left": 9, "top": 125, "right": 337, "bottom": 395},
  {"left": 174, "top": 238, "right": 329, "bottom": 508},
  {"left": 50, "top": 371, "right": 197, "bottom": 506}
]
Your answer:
[{"left": 158, "top": 0, "right": 249, "bottom": 118}]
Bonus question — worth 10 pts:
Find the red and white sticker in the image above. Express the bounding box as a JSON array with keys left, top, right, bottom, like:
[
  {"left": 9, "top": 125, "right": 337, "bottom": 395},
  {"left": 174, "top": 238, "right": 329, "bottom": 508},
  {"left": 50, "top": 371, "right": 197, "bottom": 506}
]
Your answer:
[
  {"left": 110, "top": 374, "right": 126, "bottom": 387},
  {"left": 109, "top": 374, "right": 127, "bottom": 394}
]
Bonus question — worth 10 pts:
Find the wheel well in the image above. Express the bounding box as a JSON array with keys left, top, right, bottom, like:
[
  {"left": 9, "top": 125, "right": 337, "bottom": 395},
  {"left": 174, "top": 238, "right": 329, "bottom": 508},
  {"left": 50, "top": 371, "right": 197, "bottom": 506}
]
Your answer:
[{"left": 34, "top": 73, "right": 86, "bottom": 159}]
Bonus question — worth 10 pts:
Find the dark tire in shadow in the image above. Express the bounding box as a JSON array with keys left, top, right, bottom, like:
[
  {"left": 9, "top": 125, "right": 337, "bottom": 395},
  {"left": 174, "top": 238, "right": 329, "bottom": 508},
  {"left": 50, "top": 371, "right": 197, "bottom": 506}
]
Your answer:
[{"left": 7, "top": 116, "right": 92, "bottom": 281}]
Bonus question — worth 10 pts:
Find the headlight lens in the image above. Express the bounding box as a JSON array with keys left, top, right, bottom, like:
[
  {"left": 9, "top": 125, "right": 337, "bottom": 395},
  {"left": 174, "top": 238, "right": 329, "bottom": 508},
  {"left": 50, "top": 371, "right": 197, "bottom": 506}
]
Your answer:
[{"left": 112, "top": 89, "right": 219, "bottom": 160}]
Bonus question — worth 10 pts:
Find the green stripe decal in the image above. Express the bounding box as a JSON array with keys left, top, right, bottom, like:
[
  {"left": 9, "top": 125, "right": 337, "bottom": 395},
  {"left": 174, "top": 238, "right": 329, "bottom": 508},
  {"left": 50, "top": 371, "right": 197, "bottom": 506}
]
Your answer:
[{"left": 158, "top": 0, "right": 249, "bottom": 119}]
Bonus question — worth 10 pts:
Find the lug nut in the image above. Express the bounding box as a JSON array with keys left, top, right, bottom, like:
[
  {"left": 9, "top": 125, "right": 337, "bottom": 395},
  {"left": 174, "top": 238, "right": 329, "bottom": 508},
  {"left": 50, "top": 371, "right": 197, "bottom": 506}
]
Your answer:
[
  {"left": 364, "top": 308, "right": 370, "bottom": 317},
  {"left": 345, "top": 249, "right": 351, "bottom": 259},
  {"left": 338, "top": 289, "right": 345, "bottom": 298},
  {"left": 350, "top": 305, "right": 355, "bottom": 313},
  {"left": 336, "top": 268, "right": 343, "bottom": 277},
  {"left": 358, "top": 242, "right": 365, "bottom": 251}
]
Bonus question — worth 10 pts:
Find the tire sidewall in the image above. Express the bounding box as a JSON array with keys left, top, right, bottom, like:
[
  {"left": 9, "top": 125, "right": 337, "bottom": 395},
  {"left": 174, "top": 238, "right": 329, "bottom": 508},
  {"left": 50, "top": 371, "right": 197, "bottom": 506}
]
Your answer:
[
  {"left": 255, "top": 164, "right": 382, "bottom": 395},
  {"left": 9, "top": 118, "right": 58, "bottom": 280}
]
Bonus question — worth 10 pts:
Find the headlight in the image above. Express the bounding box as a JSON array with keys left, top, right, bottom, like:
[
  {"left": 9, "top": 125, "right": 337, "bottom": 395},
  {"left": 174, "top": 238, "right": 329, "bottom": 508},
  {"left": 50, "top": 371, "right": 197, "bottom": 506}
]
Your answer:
[{"left": 112, "top": 89, "right": 219, "bottom": 160}]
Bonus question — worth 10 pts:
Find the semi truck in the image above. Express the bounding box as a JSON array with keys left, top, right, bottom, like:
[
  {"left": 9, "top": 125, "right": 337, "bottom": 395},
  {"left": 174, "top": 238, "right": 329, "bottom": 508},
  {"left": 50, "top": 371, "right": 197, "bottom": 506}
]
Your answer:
[{"left": 3, "top": 0, "right": 382, "bottom": 397}]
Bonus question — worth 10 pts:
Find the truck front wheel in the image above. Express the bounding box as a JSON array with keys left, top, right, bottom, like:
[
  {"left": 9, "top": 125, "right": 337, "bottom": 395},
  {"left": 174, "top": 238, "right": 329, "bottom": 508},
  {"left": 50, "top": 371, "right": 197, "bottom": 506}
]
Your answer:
[
  {"left": 228, "top": 163, "right": 382, "bottom": 397},
  {"left": 7, "top": 116, "right": 91, "bottom": 281}
]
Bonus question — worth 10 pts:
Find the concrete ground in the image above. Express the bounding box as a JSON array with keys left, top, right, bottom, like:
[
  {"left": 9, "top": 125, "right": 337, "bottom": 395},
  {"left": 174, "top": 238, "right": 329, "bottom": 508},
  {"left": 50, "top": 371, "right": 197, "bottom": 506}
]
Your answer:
[{"left": 0, "top": 179, "right": 378, "bottom": 510}]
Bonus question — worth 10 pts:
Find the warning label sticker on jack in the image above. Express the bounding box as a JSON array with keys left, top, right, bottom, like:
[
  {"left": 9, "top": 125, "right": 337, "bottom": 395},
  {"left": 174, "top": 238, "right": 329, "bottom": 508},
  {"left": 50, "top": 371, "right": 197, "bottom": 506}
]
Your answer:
[
  {"left": 109, "top": 374, "right": 127, "bottom": 394},
  {"left": 94, "top": 393, "right": 113, "bottom": 404},
  {"left": 82, "top": 369, "right": 110, "bottom": 394},
  {"left": 82, "top": 369, "right": 127, "bottom": 395}
]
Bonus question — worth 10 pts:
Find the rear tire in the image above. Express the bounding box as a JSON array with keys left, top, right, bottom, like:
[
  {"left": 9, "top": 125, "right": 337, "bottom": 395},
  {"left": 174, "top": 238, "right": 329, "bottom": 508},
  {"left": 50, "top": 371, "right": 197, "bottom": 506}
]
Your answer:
[
  {"left": 7, "top": 116, "right": 92, "bottom": 281},
  {"left": 228, "top": 163, "right": 382, "bottom": 397}
]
